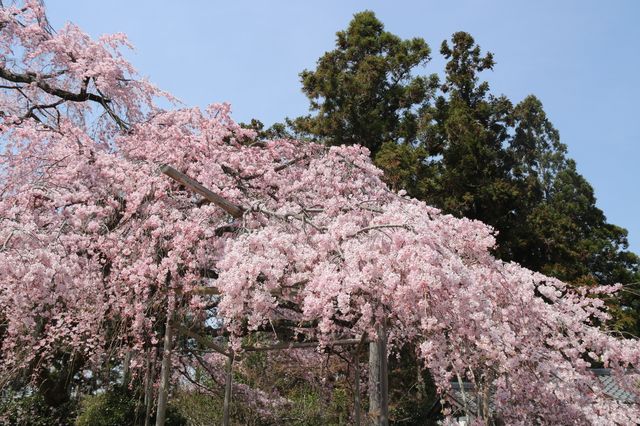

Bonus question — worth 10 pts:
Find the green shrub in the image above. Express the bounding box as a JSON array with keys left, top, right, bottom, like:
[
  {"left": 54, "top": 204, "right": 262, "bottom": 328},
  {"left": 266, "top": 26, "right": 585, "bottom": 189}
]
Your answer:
[
  {"left": 75, "top": 387, "right": 139, "bottom": 426},
  {"left": 75, "top": 386, "right": 186, "bottom": 426},
  {"left": 0, "top": 392, "right": 76, "bottom": 426}
]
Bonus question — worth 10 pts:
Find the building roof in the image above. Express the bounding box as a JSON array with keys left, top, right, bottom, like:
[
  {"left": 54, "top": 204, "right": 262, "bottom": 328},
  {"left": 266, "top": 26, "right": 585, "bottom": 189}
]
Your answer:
[{"left": 444, "top": 368, "right": 638, "bottom": 418}]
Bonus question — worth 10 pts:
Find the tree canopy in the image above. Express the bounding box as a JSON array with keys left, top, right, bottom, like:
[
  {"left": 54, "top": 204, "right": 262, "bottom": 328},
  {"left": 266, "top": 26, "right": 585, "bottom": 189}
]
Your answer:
[{"left": 1, "top": 3, "right": 639, "bottom": 425}]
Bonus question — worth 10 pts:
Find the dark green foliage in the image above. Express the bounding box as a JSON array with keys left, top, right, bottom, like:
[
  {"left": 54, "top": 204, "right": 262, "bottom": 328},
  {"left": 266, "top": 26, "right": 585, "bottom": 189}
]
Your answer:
[
  {"left": 290, "top": 11, "right": 438, "bottom": 158},
  {"left": 374, "top": 141, "right": 425, "bottom": 191},
  {"left": 75, "top": 385, "right": 186, "bottom": 426},
  {"left": 240, "top": 119, "right": 293, "bottom": 141},
  {"left": 0, "top": 350, "right": 84, "bottom": 425},
  {"left": 422, "top": 33, "right": 518, "bottom": 251},
  {"left": 388, "top": 345, "right": 438, "bottom": 424},
  {"left": 0, "top": 392, "right": 77, "bottom": 426},
  {"left": 170, "top": 391, "right": 224, "bottom": 426},
  {"left": 75, "top": 386, "right": 140, "bottom": 426}
]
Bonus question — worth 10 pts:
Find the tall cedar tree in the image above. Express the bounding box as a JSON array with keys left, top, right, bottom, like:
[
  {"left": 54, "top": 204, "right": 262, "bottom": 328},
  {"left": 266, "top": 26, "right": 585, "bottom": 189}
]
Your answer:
[{"left": 289, "top": 10, "right": 439, "bottom": 190}]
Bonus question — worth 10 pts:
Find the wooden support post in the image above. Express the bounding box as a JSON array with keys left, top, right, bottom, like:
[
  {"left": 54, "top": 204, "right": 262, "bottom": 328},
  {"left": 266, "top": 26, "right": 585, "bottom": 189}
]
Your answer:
[
  {"left": 369, "top": 324, "right": 389, "bottom": 426},
  {"left": 222, "top": 354, "right": 234, "bottom": 426},
  {"left": 369, "top": 339, "right": 381, "bottom": 422},
  {"left": 122, "top": 350, "right": 131, "bottom": 384},
  {"left": 354, "top": 349, "right": 361, "bottom": 426},
  {"left": 379, "top": 322, "right": 389, "bottom": 426},
  {"left": 155, "top": 311, "right": 173, "bottom": 426},
  {"left": 143, "top": 353, "right": 154, "bottom": 426}
]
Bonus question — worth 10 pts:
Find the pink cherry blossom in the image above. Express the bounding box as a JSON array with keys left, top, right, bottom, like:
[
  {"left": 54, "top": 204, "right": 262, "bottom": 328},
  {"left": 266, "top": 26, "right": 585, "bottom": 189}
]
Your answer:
[{"left": 1, "top": 3, "right": 638, "bottom": 424}]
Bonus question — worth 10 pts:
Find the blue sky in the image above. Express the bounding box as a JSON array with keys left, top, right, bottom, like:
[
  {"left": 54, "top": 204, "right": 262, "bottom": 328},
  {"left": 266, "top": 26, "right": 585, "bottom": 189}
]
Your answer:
[{"left": 46, "top": 1, "right": 639, "bottom": 252}]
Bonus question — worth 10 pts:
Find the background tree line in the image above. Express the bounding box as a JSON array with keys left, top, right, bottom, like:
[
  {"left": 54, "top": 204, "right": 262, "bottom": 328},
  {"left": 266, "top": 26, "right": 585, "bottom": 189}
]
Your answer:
[{"left": 249, "top": 10, "right": 640, "bottom": 336}]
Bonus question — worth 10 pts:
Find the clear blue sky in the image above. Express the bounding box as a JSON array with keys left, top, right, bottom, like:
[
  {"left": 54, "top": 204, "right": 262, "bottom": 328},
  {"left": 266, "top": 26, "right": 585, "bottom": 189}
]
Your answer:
[{"left": 46, "top": 1, "right": 639, "bottom": 253}]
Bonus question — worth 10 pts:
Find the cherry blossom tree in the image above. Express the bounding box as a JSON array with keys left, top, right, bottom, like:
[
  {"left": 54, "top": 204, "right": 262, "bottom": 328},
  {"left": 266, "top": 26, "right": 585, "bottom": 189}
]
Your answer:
[{"left": 1, "top": 2, "right": 638, "bottom": 424}]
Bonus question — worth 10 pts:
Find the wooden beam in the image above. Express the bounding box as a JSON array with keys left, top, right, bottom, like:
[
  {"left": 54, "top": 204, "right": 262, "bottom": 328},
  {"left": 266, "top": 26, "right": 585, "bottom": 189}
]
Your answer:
[
  {"left": 191, "top": 286, "right": 221, "bottom": 296},
  {"left": 242, "top": 338, "right": 365, "bottom": 352},
  {"left": 160, "top": 164, "right": 244, "bottom": 218},
  {"left": 182, "top": 323, "right": 370, "bottom": 358}
]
